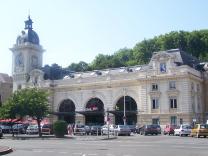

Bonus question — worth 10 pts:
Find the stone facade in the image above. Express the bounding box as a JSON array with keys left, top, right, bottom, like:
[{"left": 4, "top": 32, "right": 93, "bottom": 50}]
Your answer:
[
  {"left": 0, "top": 73, "right": 13, "bottom": 105},
  {"left": 11, "top": 17, "right": 208, "bottom": 127}
]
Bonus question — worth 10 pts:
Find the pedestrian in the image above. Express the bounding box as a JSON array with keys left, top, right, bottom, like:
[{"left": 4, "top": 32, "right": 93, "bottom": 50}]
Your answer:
[{"left": 67, "top": 124, "right": 73, "bottom": 136}]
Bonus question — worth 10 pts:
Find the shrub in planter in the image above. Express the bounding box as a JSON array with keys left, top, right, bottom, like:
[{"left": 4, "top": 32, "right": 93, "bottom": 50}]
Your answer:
[{"left": 53, "top": 120, "right": 67, "bottom": 138}]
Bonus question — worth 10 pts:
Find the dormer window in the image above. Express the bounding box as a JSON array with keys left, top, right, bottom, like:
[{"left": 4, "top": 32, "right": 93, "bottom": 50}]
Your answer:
[
  {"left": 152, "top": 83, "right": 158, "bottom": 91},
  {"left": 160, "top": 63, "right": 166, "bottom": 73},
  {"left": 169, "top": 81, "right": 176, "bottom": 90}
]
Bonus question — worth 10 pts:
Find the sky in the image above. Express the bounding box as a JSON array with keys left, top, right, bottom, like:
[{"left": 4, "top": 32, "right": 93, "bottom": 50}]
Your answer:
[{"left": 0, "top": 0, "right": 207, "bottom": 76}]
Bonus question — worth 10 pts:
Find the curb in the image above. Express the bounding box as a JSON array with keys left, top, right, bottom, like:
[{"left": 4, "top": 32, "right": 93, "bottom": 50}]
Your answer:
[{"left": 0, "top": 146, "right": 13, "bottom": 155}]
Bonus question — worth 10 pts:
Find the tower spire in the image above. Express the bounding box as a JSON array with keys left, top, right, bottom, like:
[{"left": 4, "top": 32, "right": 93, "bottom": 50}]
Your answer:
[{"left": 25, "top": 16, "right": 33, "bottom": 30}]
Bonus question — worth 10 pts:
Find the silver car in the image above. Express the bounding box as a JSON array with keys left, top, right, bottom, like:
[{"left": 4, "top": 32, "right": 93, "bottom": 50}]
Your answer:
[
  {"left": 174, "top": 124, "right": 192, "bottom": 136},
  {"left": 114, "top": 125, "right": 131, "bottom": 136}
]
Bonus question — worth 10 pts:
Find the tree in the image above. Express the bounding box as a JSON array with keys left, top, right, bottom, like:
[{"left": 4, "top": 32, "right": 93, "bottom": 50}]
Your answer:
[
  {"left": 67, "top": 61, "right": 90, "bottom": 72},
  {"left": 0, "top": 88, "right": 49, "bottom": 137},
  {"left": 42, "top": 63, "right": 64, "bottom": 80}
]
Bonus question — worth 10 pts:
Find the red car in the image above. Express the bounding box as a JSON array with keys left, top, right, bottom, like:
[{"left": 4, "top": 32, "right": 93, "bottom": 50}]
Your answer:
[{"left": 163, "top": 124, "right": 175, "bottom": 135}]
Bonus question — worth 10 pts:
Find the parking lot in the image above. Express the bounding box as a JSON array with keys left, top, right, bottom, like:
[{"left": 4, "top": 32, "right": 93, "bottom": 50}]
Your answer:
[{"left": 1, "top": 133, "right": 208, "bottom": 156}]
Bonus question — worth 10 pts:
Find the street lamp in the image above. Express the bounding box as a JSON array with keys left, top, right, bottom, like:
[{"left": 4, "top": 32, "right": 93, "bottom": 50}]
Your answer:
[{"left": 123, "top": 88, "right": 126, "bottom": 125}]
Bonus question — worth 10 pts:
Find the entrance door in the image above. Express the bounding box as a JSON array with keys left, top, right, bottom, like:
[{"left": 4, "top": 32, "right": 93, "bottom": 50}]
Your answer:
[
  {"left": 85, "top": 98, "right": 104, "bottom": 125},
  {"left": 59, "top": 99, "right": 75, "bottom": 124}
]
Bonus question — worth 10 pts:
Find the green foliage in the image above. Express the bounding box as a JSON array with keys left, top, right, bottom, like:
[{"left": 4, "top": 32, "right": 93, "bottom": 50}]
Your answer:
[
  {"left": 53, "top": 120, "right": 67, "bottom": 138},
  {"left": 0, "top": 88, "right": 49, "bottom": 137},
  {"left": 67, "top": 61, "right": 90, "bottom": 72}
]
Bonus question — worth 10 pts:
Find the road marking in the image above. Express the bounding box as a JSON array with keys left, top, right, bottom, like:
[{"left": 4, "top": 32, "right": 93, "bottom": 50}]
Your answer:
[
  {"left": 72, "top": 153, "right": 83, "bottom": 155},
  {"left": 33, "top": 150, "right": 42, "bottom": 153},
  {"left": 59, "top": 151, "right": 68, "bottom": 154}
]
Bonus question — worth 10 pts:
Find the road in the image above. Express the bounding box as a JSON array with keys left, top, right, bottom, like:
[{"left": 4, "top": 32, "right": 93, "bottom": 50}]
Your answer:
[{"left": 1, "top": 134, "right": 208, "bottom": 156}]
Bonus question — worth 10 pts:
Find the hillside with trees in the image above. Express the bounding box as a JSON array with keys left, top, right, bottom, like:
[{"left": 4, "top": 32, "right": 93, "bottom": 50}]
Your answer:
[{"left": 43, "top": 30, "right": 208, "bottom": 80}]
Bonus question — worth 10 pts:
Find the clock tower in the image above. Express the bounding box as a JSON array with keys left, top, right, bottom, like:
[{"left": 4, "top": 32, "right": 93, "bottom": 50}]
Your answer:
[{"left": 10, "top": 16, "right": 44, "bottom": 91}]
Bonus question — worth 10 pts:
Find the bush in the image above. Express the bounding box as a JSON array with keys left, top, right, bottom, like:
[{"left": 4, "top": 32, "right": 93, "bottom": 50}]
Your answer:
[{"left": 53, "top": 120, "right": 67, "bottom": 138}]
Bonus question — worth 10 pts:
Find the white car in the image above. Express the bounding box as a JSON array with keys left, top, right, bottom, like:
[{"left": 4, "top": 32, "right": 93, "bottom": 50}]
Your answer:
[
  {"left": 26, "top": 125, "right": 39, "bottom": 135},
  {"left": 174, "top": 124, "right": 192, "bottom": 136},
  {"left": 101, "top": 124, "right": 115, "bottom": 135}
]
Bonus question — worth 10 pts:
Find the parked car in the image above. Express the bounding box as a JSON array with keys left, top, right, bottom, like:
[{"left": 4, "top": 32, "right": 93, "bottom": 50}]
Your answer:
[
  {"left": 26, "top": 124, "right": 39, "bottom": 135},
  {"left": 84, "top": 125, "right": 91, "bottom": 135},
  {"left": 0, "top": 125, "right": 12, "bottom": 133},
  {"left": 0, "top": 127, "right": 3, "bottom": 138},
  {"left": 140, "top": 124, "right": 160, "bottom": 135},
  {"left": 101, "top": 124, "right": 115, "bottom": 135},
  {"left": 12, "top": 124, "right": 27, "bottom": 134},
  {"left": 127, "top": 125, "right": 137, "bottom": 133},
  {"left": 190, "top": 124, "right": 208, "bottom": 138},
  {"left": 153, "top": 124, "right": 161, "bottom": 134},
  {"left": 114, "top": 125, "right": 131, "bottom": 136},
  {"left": 41, "top": 124, "right": 53, "bottom": 135},
  {"left": 73, "top": 124, "right": 86, "bottom": 135},
  {"left": 163, "top": 124, "right": 175, "bottom": 135},
  {"left": 90, "top": 125, "right": 102, "bottom": 135},
  {"left": 174, "top": 124, "right": 192, "bottom": 136}
]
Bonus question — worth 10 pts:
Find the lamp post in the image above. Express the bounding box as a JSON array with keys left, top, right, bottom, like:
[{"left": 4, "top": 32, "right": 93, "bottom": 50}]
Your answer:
[{"left": 123, "top": 88, "right": 126, "bottom": 125}]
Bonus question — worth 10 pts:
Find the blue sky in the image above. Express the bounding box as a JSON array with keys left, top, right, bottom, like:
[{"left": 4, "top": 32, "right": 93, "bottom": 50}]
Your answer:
[{"left": 0, "top": 0, "right": 207, "bottom": 75}]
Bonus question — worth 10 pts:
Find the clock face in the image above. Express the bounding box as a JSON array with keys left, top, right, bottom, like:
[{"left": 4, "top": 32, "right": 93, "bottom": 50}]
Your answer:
[{"left": 15, "top": 53, "right": 24, "bottom": 66}]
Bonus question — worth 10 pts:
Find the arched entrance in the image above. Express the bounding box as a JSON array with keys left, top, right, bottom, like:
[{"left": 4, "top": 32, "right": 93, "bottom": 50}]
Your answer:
[
  {"left": 58, "top": 99, "right": 75, "bottom": 124},
  {"left": 114, "top": 96, "right": 137, "bottom": 125},
  {"left": 84, "top": 98, "right": 104, "bottom": 125}
]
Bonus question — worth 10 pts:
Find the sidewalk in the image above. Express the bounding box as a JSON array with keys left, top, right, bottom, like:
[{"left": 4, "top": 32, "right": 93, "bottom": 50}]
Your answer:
[
  {"left": 0, "top": 146, "right": 13, "bottom": 155},
  {"left": 3, "top": 134, "right": 117, "bottom": 141}
]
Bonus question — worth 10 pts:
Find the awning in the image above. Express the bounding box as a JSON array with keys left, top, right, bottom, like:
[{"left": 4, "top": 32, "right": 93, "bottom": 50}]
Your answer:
[
  {"left": 0, "top": 118, "right": 22, "bottom": 123},
  {"left": 76, "top": 110, "right": 104, "bottom": 116},
  {"left": 107, "top": 110, "right": 137, "bottom": 116}
]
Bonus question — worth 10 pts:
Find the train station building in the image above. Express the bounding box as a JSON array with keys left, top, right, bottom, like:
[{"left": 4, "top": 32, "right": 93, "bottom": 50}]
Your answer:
[{"left": 10, "top": 17, "right": 208, "bottom": 126}]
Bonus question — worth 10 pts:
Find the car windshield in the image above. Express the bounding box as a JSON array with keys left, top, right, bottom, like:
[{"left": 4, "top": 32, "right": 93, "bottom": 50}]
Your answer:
[
  {"left": 76, "top": 125, "right": 85, "bottom": 128},
  {"left": 182, "top": 125, "right": 191, "bottom": 129},
  {"left": 12, "top": 124, "right": 23, "bottom": 128},
  {"left": 28, "top": 125, "right": 38, "bottom": 129},
  {"left": 118, "top": 125, "right": 129, "bottom": 129},
  {"left": 42, "top": 124, "right": 51, "bottom": 128},
  {"left": 151, "top": 125, "right": 160, "bottom": 128},
  {"left": 200, "top": 124, "right": 208, "bottom": 129}
]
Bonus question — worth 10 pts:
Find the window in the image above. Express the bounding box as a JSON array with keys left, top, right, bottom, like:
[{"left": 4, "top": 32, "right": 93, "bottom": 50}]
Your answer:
[
  {"left": 180, "top": 118, "right": 183, "bottom": 125},
  {"left": 17, "top": 85, "right": 22, "bottom": 90},
  {"left": 169, "top": 81, "right": 176, "bottom": 89},
  {"left": 170, "top": 98, "right": 177, "bottom": 108},
  {"left": 197, "top": 96, "right": 201, "bottom": 111},
  {"left": 170, "top": 116, "right": 177, "bottom": 125},
  {"left": 152, "top": 118, "right": 160, "bottom": 125},
  {"left": 191, "top": 96, "right": 195, "bottom": 112},
  {"left": 197, "top": 84, "right": 200, "bottom": 92},
  {"left": 152, "top": 98, "right": 159, "bottom": 109},
  {"left": 152, "top": 83, "right": 158, "bottom": 91},
  {"left": 191, "top": 82, "right": 194, "bottom": 91},
  {"left": 160, "top": 63, "right": 166, "bottom": 72}
]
